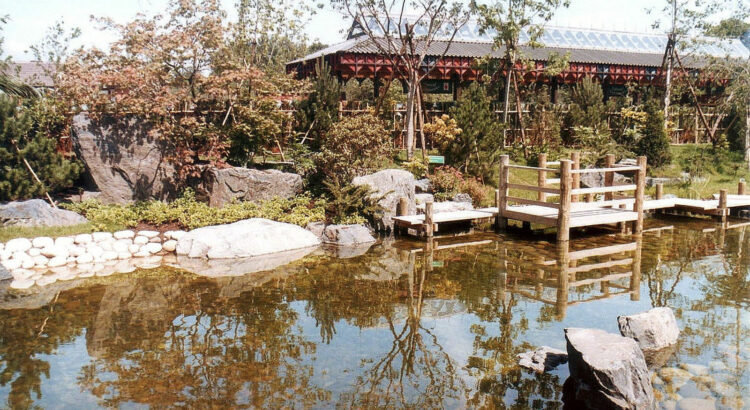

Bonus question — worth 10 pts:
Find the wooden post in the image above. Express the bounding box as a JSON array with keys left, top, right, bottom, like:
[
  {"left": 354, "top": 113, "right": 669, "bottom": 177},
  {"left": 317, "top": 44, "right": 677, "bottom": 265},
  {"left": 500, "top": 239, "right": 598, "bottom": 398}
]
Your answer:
[
  {"left": 424, "top": 201, "right": 434, "bottom": 237},
  {"left": 655, "top": 183, "right": 663, "bottom": 200},
  {"left": 719, "top": 189, "right": 728, "bottom": 223},
  {"left": 586, "top": 193, "right": 594, "bottom": 202},
  {"left": 397, "top": 197, "right": 409, "bottom": 216},
  {"left": 738, "top": 180, "right": 746, "bottom": 196},
  {"left": 571, "top": 152, "right": 580, "bottom": 203},
  {"left": 538, "top": 153, "right": 547, "bottom": 202},
  {"left": 498, "top": 155, "right": 509, "bottom": 230},
  {"left": 557, "top": 160, "right": 572, "bottom": 242},
  {"left": 630, "top": 235, "right": 642, "bottom": 301},
  {"left": 604, "top": 154, "right": 615, "bottom": 201},
  {"left": 633, "top": 156, "right": 647, "bottom": 234},
  {"left": 555, "top": 241, "right": 570, "bottom": 320}
]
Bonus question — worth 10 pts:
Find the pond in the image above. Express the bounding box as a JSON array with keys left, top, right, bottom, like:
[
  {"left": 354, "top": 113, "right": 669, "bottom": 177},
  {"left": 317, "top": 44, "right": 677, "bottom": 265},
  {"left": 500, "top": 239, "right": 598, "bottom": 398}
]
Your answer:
[{"left": 0, "top": 217, "right": 747, "bottom": 409}]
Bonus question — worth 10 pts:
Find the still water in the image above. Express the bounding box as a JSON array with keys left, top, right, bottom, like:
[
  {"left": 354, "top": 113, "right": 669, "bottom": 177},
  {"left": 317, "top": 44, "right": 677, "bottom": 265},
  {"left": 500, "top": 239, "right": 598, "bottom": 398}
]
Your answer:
[{"left": 0, "top": 218, "right": 747, "bottom": 409}]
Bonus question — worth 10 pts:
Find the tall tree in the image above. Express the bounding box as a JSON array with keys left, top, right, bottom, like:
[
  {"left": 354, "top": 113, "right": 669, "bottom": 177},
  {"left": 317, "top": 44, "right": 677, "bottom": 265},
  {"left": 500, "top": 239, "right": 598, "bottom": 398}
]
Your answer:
[
  {"left": 332, "top": 0, "right": 470, "bottom": 159},
  {"left": 472, "top": 0, "right": 568, "bottom": 156}
]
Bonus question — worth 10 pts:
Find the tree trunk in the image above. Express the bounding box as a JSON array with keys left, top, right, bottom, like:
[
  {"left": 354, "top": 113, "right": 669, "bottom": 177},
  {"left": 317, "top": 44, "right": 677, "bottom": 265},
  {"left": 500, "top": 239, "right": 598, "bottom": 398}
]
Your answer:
[
  {"left": 405, "top": 70, "right": 418, "bottom": 159},
  {"left": 663, "top": 48, "right": 673, "bottom": 131},
  {"left": 512, "top": 71, "right": 528, "bottom": 158},
  {"left": 501, "top": 63, "right": 512, "bottom": 148},
  {"left": 745, "top": 105, "right": 750, "bottom": 170}
]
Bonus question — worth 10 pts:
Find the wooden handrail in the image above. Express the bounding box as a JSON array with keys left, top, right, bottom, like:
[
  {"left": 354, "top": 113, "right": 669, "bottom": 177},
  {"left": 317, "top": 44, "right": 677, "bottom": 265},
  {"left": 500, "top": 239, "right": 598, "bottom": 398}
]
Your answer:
[
  {"left": 507, "top": 183, "right": 561, "bottom": 194},
  {"left": 572, "top": 166, "right": 641, "bottom": 174},
  {"left": 506, "top": 164, "right": 558, "bottom": 172},
  {"left": 506, "top": 196, "right": 561, "bottom": 209},
  {"left": 571, "top": 185, "right": 637, "bottom": 195}
]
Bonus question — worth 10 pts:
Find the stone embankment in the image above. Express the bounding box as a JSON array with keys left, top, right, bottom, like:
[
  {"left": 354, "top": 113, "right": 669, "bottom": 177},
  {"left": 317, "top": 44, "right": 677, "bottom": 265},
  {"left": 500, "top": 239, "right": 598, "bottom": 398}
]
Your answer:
[{"left": 1, "top": 229, "right": 186, "bottom": 289}]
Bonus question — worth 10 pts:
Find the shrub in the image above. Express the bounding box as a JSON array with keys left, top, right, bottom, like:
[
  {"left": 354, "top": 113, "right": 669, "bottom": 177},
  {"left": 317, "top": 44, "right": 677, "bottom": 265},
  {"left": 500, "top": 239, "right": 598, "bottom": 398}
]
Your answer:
[
  {"left": 430, "top": 166, "right": 486, "bottom": 206},
  {"left": 635, "top": 99, "right": 672, "bottom": 168},
  {"left": 0, "top": 96, "right": 82, "bottom": 201},
  {"left": 316, "top": 110, "right": 393, "bottom": 183},
  {"left": 564, "top": 78, "right": 609, "bottom": 143},
  {"left": 323, "top": 179, "right": 384, "bottom": 225},
  {"left": 295, "top": 60, "right": 340, "bottom": 151},
  {"left": 401, "top": 156, "right": 429, "bottom": 179},
  {"left": 63, "top": 189, "right": 326, "bottom": 231},
  {"left": 423, "top": 114, "right": 461, "bottom": 147}
]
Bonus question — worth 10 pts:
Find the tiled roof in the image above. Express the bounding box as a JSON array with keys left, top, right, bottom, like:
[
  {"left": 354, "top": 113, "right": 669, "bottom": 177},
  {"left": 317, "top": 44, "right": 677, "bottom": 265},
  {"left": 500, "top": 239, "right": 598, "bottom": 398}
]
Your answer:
[{"left": 2, "top": 61, "right": 56, "bottom": 88}]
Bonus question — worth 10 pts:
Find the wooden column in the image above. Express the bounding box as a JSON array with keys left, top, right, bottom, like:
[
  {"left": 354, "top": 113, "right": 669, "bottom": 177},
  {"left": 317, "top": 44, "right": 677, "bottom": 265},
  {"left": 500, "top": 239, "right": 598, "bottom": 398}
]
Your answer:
[
  {"left": 655, "top": 183, "right": 664, "bottom": 200},
  {"left": 397, "top": 197, "right": 409, "bottom": 216},
  {"left": 571, "top": 152, "right": 580, "bottom": 203},
  {"left": 630, "top": 235, "right": 642, "bottom": 301},
  {"left": 424, "top": 201, "right": 434, "bottom": 237},
  {"left": 738, "top": 180, "right": 746, "bottom": 196},
  {"left": 633, "top": 156, "right": 647, "bottom": 234},
  {"left": 538, "top": 153, "right": 547, "bottom": 202},
  {"left": 604, "top": 154, "right": 615, "bottom": 201},
  {"left": 557, "top": 160, "right": 572, "bottom": 242},
  {"left": 498, "top": 155, "right": 509, "bottom": 230},
  {"left": 555, "top": 240, "right": 570, "bottom": 320},
  {"left": 718, "top": 189, "right": 728, "bottom": 223}
]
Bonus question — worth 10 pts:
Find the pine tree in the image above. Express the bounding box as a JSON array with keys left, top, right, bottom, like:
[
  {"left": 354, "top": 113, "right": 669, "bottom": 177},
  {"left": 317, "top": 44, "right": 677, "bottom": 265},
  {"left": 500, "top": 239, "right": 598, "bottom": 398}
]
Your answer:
[
  {"left": 0, "top": 96, "right": 82, "bottom": 201},
  {"left": 295, "top": 59, "right": 341, "bottom": 150},
  {"left": 636, "top": 99, "right": 672, "bottom": 168},
  {"left": 564, "top": 77, "right": 609, "bottom": 142},
  {"left": 448, "top": 82, "right": 503, "bottom": 180}
]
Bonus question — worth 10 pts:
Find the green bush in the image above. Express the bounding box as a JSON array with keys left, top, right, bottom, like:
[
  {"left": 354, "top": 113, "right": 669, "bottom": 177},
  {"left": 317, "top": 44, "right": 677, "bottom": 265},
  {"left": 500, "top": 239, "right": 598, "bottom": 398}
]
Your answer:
[
  {"left": 63, "top": 189, "right": 326, "bottom": 231},
  {"left": 0, "top": 96, "right": 82, "bottom": 200},
  {"left": 636, "top": 99, "right": 672, "bottom": 168},
  {"left": 323, "top": 179, "right": 384, "bottom": 225},
  {"left": 564, "top": 78, "right": 609, "bottom": 143}
]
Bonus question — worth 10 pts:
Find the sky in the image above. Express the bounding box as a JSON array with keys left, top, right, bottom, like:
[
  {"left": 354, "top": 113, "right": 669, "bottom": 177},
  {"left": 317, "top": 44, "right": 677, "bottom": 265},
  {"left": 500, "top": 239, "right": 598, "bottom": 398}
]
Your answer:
[{"left": 0, "top": 0, "right": 695, "bottom": 61}]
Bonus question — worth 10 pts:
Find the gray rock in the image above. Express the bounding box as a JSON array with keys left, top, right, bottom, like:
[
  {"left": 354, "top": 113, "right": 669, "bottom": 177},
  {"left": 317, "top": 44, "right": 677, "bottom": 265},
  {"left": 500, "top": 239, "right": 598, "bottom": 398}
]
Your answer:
[
  {"left": 72, "top": 113, "right": 177, "bottom": 204},
  {"left": 176, "top": 218, "right": 320, "bottom": 259},
  {"left": 415, "top": 178, "right": 432, "bottom": 193},
  {"left": 0, "top": 199, "right": 88, "bottom": 227},
  {"left": 518, "top": 346, "right": 568, "bottom": 373},
  {"left": 618, "top": 158, "right": 638, "bottom": 166},
  {"left": 352, "top": 169, "right": 416, "bottom": 232},
  {"left": 322, "top": 224, "right": 376, "bottom": 246},
  {"left": 417, "top": 200, "right": 474, "bottom": 214},
  {"left": 618, "top": 307, "right": 680, "bottom": 354},
  {"left": 415, "top": 193, "right": 434, "bottom": 205},
  {"left": 305, "top": 221, "right": 326, "bottom": 240},
  {"left": 0, "top": 265, "right": 10, "bottom": 281},
  {"left": 197, "top": 166, "right": 303, "bottom": 207},
  {"left": 580, "top": 169, "right": 631, "bottom": 188},
  {"left": 645, "top": 177, "right": 674, "bottom": 187},
  {"left": 564, "top": 327, "right": 654, "bottom": 410},
  {"left": 453, "top": 193, "right": 473, "bottom": 203}
]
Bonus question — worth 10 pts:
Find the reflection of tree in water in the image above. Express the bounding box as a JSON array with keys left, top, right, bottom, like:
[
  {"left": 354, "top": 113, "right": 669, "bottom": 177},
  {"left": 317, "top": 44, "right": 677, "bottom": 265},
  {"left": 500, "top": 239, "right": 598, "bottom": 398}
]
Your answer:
[
  {"left": 338, "top": 245, "right": 468, "bottom": 408},
  {"left": 76, "top": 272, "right": 330, "bottom": 408},
  {"left": 0, "top": 286, "right": 105, "bottom": 409}
]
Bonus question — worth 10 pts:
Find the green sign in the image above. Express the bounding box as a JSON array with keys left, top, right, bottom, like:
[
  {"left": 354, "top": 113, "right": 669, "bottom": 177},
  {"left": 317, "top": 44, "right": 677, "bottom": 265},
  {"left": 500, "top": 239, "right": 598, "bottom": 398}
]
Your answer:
[
  {"left": 432, "top": 261, "right": 444, "bottom": 268},
  {"left": 428, "top": 155, "right": 445, "bottom": 164}
]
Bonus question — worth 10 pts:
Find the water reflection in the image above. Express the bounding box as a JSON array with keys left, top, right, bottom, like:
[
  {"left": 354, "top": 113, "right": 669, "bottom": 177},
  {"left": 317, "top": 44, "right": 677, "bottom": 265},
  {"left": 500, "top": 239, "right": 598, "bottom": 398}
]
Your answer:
[{"left": 0, "top": 221, "right": 748, "bottom": 408}]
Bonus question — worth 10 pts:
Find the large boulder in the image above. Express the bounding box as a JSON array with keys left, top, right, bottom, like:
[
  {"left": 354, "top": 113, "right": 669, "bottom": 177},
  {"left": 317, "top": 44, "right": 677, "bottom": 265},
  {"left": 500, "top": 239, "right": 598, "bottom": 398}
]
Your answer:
[
  {"left": 170, "top": 247, "right": 315, "bottom": 277},
  {"left": 71, "top": 113, "right": 177, "bottom": 204},
  {"left": 579, "top": 169, "right": 631, "bottom": 189},
  {"left": 175, "top": 218, "right": 320, "bottom": 259},
  {"left": 618, "top": 307, "right": 680, "bottom": 353},
  {"left": 417, "top": 200, "right": 474, "bottom": 214},
  {"left": 322, "top": 224, "right": 376, "bottom": 246},
  {"left": 564, "top": 328, "right": 654, "bottom": 410},
  {"left": 352, "top": 169, "right": 416, "bottom": 232},
  {"left": 197, "top": 166, "right": 303, "bottom": 207},
  {"left": 0, "top": 199, "right": 87, "bottom": 227}
]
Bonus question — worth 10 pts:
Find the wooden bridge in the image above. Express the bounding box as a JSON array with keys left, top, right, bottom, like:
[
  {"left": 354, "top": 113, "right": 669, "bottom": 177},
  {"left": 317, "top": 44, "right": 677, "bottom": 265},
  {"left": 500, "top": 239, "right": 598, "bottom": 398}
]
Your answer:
[{"left": 393, "top": 153, "right": 750, "bottom": 241}]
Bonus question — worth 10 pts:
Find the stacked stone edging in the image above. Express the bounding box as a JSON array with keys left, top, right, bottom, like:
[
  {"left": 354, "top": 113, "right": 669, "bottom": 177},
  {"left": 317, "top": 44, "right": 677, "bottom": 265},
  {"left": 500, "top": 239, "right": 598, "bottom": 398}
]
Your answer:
[{"left": 0, "top": 229, "right": 186, "bottom": 290}]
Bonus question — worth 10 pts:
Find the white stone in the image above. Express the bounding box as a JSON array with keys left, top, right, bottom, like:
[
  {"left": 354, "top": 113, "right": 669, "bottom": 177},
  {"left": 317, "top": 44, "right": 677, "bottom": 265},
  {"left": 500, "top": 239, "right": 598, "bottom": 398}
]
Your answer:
[
  {"left": 27, "top": 248, "right": 41, "bottom": 257},
  {"left": 54, "top": 236, "right": 74, "bottom": 247},
  {"left": 5, "top": 238, "right": 32, "bottom": 253},
  {"left": 74, "top": 233, "right": 93, "bottom": 244},
  {"left": 98, "top": 240, "right": 114, "bottom": 251},
  {"left": 76, "top": 254, "right": 94, "bottom": 264},
  {"left": 11, "top": 268, "right": 34, "bottom": 280},
  {"left": 162, "top": 240, "right": 178, "bottom": 252},
  {"left": 618, "top": 307, "right": 680, "bottom": 352},
  {"left": 112, "top": 240, "right": 131, "bottom": 253},
  {"left": 115, "top": 261, "right": 136, "bottom": 273},
  {"left": 48, "top": 256, "right": 67, "bottom": 267},
  {"left": 117, "top": 251, "right": 132, "bottom": 260},
  {"left": 0, "top": 243, "right": 3, "bottom": 251},
  {"left": 78, "top": 270, "right": 95, "bottom": 278},
  {"left": 2, "top": 258, "right": 23, "bottom": 270},
  {"left": 86, "top": 245, "right": 104, "bottom": 258},
  {"left": 133, "top": 249, "right": 151, "bottom": 258},
  {"left": 57, "top": 269, "right": 78, "bottom": 281},
  {"left": 142, "top": 243, "right": 162, "bottom": 254},
  {"left": 176, "top": 218, "right": 320, "bottom": 259},
  {"left": 10, "top": 279, "right": 34, "bottom": 289},
  {"left": 35, "top": 275, "right": 57, "bottom": 286},
  {"left": 128, "top": 244, "right": 141, "bottom": 254},
  {"left": 32, "top": 237, "right": 54, "bottom": 249},
  {"left": 32, "top": 255, "right": 49, "bottom": 267},
  {"left": 113, "top": 230, "right": 135, "bottom": 239},
  {"left": 101, "top": 251, "right": 118, "bottom": 261},
  {"left": 41, "top": 245, "right": 69, "bottom": 258},
  {"left": 133, "top": 236, "right": 149, "bottom": 245},
  {"left": 20, "top": 258, "right": 35, "bottom": 269},
  {"left": 92, "top": 232, "right": 113, "bottom": 242},
  {"left": 67, "top": 245, "right": 86, "bottom": 257},
  {"left": 167, "top": 230, "right": 187, "bottom": 240},
  {"left": 66, "top": 256, "right": 76, "bottom": 264},
  {"left": 149, "top": 236, "right": 161, "bottom": 243},
  {"left": 138, "top": 230, "right": 159, "bottom": 238},
  {"left": 0, "top": 250, "right": 11, "bottom": 261},
  {"left": 76, "top": 264, "right": 93, "bottom": 275}
]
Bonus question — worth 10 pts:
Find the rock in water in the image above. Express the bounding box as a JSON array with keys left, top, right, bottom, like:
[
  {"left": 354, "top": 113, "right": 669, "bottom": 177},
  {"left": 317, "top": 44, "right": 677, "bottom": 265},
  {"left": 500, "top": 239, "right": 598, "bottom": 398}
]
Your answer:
[
  {"left": 0, "top": 199, "right": 88, "bottom": 227},
  {"left": 618, "top": 307, "right": 680, "bottom": 352},
  {"left": 322, "top": 224, "right": 376, "bottom": 246},
  {"left": 564, "top": 328, "right": 654, "bottom": 409},
  {"left": 71, "top": 113, "right": 177, "bottom": 203},
  {"left": 198, "top": 166, "right": 303, "bottom": 207},
  {"left": 175, "top": 218, "right": 320, "bottom": 259},
  {"left": 352, "top": 169, "right": 416, "bottom": 232},
  {"left": 517, "top": 346, "right": 568, "bottom": 373}
]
